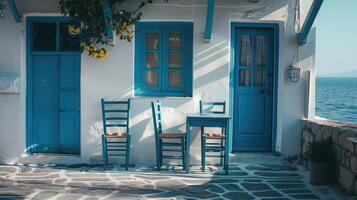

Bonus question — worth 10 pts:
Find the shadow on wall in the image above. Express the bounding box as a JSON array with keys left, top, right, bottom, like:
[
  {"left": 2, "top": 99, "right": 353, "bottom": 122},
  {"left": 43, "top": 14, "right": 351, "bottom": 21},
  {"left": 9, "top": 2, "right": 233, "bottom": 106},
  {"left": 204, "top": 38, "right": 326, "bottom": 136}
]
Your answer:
[{"left": 193, "top": 40, "right": 230, "bottom": 97}]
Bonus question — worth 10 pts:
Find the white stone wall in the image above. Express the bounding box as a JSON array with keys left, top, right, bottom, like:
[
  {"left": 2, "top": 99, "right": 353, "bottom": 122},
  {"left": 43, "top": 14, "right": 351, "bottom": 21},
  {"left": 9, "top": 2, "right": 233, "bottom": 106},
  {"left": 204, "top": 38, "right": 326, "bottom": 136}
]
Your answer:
[{"left": 0, "top": 0, "right": 316, "bottom": 165}]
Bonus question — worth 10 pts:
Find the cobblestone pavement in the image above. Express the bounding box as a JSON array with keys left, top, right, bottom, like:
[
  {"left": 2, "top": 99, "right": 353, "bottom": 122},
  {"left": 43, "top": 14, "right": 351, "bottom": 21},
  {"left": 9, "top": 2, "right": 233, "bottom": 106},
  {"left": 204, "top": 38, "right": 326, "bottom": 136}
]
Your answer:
[{"left": 0, "top": 163, "right": 356, "bottom": 200}]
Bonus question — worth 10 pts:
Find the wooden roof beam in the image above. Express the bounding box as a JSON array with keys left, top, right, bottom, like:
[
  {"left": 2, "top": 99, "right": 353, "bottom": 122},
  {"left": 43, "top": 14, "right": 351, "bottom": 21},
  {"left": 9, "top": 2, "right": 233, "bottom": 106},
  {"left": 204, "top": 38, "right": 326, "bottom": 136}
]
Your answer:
[
  {"left": 102, "top": 0, "right": 114, "bottom": 44},
  {"left": 298, "top": 0, "right": 324, "bottom": 45},
  {"left": 7, "top": 0, "right": 21, "bottom": 23},
  {"left": 203, "top": 0, "right": 215, "bottom": 43}
]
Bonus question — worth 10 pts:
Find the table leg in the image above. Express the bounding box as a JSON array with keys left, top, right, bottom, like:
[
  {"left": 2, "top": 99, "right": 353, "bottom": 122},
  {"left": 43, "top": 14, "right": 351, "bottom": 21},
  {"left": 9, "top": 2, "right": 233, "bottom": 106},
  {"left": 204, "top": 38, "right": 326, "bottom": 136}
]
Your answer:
[
  {"left": 185, "top": 122, "right": 190, "bottom": 173},
  {"left": 224, "top": 120, "right": 230, "bottom": 175}
]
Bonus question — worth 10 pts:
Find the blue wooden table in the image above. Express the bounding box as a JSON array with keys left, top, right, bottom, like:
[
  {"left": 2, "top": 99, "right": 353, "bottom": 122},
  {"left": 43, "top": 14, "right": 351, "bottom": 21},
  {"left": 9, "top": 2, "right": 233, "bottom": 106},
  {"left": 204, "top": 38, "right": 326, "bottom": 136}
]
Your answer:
[{"left": 185, "top": 113, "right": 231, "bottom": 174}]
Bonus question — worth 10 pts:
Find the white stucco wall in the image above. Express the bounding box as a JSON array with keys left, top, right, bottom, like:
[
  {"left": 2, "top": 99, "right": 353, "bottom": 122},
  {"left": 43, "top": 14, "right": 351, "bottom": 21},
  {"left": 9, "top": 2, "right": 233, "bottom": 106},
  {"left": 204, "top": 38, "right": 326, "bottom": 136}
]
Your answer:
[
  {"left": 0, "top": 4, "right": 24, "bottom": 164},
  {"left": 0, "top": 0, "right": 316, "bottom": 165}
]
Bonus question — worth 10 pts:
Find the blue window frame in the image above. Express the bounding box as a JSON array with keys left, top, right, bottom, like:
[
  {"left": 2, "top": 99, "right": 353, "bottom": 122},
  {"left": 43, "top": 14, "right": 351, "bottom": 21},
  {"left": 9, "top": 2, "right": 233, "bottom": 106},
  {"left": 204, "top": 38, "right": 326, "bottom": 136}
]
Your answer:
[
  {"left": 30, "top": 19, "right": 80, "bottom": 52},
  {"left": 134, "top": 22, "right": 193, "bottom": 97}
]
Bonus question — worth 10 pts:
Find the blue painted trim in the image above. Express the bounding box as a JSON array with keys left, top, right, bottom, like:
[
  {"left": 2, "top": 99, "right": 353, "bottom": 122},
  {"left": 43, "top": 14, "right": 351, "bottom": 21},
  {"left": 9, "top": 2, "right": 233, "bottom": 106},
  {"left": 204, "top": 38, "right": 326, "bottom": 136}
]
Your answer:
[
  {"left": 25, "top": 17, "right": 32, "bottom": 154},
  {"left": 26, "top": 16, "right": 81, "bottom": 154},
  {"left": 7, "top": 0, "right": 20, "bottom": 23},
  {"left": 102, "top": 0, "right": 114, "bottom": 40},
  {"left": 229, "top": 22, "right": 280, "bottom": 154},
  {"left": 134, "top": 22, "right": 193, "bottom": 97},
  {"left": 204, "top": 0, "right": 215, "bottom": 41},
  {"left": 298, "top": 0, "right": 324, "bottom": 45}
]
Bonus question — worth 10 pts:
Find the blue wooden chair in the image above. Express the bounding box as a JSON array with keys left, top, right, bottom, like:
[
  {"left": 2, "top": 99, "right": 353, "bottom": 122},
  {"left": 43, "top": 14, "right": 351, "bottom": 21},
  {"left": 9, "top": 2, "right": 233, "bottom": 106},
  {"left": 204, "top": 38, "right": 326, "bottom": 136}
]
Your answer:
[
  {"left": 199, "top": 100, "right": 227, "bottom": 172},
  {"left": 151, "top": 100, "right": 186, "bottom": 170},
  {"left": 101, "top": 99, "right": 131, "bottom": 170}
]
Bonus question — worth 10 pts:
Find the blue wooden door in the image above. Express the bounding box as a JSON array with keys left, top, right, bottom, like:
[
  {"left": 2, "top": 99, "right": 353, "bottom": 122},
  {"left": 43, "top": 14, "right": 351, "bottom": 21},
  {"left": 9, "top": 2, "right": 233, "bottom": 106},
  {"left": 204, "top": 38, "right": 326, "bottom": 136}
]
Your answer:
[
  {"left": 233, "top": 28, "right": 274, "bottom": 152},
  {"left": 29, "top": 17, "right": 80, "bottom": 154},
  {"left": 32, "top": 55, "right": 80, "bottom": 153}
]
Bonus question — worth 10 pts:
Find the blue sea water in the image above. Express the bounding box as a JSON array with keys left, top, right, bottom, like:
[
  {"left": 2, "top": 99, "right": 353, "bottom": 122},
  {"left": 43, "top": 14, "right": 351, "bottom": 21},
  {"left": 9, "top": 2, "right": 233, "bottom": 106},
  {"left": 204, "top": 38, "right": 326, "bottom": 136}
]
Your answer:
[{"left": 316, "top": 77, "right": 357, "bottom": 123}]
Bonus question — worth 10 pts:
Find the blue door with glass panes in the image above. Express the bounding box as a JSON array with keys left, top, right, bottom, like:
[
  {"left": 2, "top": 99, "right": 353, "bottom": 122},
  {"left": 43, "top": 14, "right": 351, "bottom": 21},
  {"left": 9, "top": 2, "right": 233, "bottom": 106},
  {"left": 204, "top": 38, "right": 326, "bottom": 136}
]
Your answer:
[
  {"left": 27, "top": 17, "right": 80, "bottom": 154},
  {"left": 233, "top": 27, "right": 275, "bottom": 152}
]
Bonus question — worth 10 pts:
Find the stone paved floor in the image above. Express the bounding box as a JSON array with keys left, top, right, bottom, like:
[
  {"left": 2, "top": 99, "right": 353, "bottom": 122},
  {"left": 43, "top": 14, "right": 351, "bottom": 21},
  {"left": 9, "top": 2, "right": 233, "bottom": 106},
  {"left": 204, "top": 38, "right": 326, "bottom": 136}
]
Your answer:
[{"left": 0, "top": 158, "right": 356, "bottom": 200}]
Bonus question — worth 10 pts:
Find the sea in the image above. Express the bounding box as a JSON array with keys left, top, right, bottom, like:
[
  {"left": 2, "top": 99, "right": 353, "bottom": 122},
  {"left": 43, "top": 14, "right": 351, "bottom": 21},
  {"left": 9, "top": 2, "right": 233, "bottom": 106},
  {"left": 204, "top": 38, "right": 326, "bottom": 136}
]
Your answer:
[{"left": 316, "top": 77, "right": 357, "bottom": 123}]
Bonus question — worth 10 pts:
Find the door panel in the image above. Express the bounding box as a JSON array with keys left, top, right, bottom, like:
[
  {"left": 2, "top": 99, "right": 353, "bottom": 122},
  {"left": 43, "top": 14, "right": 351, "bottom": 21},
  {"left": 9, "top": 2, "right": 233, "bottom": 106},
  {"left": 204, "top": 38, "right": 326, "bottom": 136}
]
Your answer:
[
  {"left": 33, "top": 55, "right": 59, "bottom": 153},
  {"left": 233, "top": 28, "right": 274, "bottom": 152},
  {"left": 59, "top": 55, "right": 81, "bottom": 153}
]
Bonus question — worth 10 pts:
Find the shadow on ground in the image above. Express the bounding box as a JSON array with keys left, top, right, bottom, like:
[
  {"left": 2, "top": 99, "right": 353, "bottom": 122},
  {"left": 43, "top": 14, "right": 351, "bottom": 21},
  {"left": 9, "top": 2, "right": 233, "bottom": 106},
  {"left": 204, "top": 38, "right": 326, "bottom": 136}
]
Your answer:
[{"left": 0, "top": 158, "right": 355, "bottom": 200}]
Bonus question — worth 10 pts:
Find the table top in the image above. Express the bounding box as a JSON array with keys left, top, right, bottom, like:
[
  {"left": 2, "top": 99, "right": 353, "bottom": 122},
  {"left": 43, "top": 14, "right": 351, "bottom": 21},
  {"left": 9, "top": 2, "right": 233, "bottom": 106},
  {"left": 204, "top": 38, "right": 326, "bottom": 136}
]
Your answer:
[{"left": 186, "top": 113, "right": 231, "bottom": 119}]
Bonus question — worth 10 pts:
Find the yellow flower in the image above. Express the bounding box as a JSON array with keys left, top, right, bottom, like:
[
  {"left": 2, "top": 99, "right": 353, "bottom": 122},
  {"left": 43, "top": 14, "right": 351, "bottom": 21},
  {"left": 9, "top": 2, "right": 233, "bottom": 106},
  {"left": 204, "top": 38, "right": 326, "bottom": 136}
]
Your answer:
[
  {"left": 84, "top": 45, "right": 90, "bottom": 52},
  {"left": 68, "top": 25, "right": 81, "bottom": 36},
  {"left": 91, "top": 52, "right": 98, "bottom": 58}
]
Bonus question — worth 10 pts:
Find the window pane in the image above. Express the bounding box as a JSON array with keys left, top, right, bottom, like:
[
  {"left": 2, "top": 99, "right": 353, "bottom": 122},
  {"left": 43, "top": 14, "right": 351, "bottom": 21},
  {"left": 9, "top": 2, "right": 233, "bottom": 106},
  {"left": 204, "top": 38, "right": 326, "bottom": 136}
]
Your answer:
[
  {"left": 169, "top": 52, "right": 182, "bottom": 68},
  {"left": 169, "top": 33, "right": 181, "bottom": 49},
  {"left": 239, "top": 35, "right": 253, "bottom": 67},
  {"left": 146, "top": 52, "right": 159, "bottom": 69},
  {"left": 32, "top": 22, "right": 56, "bottom": 51},
  {"left": 239, "top": 69, "right": 250, "bottom": 86},
  {"left": 255, "top": 36, "right": 268, "bottom": 67},
  {"left": 168, "top": 71, "right": 182, "bottom": 87},
  {"left": 59, "top": 23, "right": 80, "bottom": 51},
  {"left": 145, "top": 71, "right": 158, "bottom": 87},
  {"left": 146, "top": 33, "right": 159, "bottom": 50},
  {"left": 254, "top": 70, "right": 266, "bottom": 86}
]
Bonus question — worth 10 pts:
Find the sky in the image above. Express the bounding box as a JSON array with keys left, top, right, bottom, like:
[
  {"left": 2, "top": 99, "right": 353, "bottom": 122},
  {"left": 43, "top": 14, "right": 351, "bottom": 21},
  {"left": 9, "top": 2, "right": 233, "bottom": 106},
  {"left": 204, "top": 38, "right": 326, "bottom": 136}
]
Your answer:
[{"left": 316, "top": 0, "right": 357, "bottom": 76}]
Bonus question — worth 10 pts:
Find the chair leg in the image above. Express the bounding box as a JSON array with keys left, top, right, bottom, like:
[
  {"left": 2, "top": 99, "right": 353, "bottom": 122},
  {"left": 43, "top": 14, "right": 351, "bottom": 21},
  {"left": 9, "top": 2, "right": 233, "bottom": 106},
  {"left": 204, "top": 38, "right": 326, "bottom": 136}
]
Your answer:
[
  {"left": 220, "top": 139, "right": 224, "bottom": 167},
  {"left": 224, "top": 149, "right": 228, "bottom": 174},
  {"left": 181, "top": 138, "right": 186, "bottom": 170},
  {"left": 224, "top": 124, "right": 229, "bottom": 175},
  {"left": 201, "top": 136, "right": 206, "bottom": 172},
  {"left": 125, "top": 135, "right": 131, "bottom": 171},
  {"left": 159, "top": 139, "right": 163, "bottom": 168},
  {"left": 101, "top": 135, "right": 108, "bottom": 168},
  {"left": 155, "top": 137, "right": 161, "bottom": 171}
]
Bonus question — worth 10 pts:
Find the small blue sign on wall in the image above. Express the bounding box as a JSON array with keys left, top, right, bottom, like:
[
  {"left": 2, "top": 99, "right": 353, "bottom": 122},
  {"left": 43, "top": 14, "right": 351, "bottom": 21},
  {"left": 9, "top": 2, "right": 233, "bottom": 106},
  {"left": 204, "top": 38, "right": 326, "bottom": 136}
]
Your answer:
[{"left": 0, "top": 74, "right": 20, "bottom": 94}]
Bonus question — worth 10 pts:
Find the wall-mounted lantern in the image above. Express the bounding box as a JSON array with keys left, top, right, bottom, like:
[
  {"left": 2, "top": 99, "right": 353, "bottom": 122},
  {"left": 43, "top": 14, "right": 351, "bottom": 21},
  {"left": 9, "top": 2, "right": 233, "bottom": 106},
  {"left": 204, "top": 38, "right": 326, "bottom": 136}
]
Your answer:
[{"left": 288, "top": 66, "right": 300, "bottom": 83}]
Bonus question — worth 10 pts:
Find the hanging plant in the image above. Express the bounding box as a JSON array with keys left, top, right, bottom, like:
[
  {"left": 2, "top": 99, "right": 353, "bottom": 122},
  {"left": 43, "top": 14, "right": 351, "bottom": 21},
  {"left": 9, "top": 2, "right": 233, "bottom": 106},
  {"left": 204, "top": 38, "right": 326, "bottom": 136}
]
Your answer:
[{"left": 59, "top": 0, "right": 153, "bottom": 60}]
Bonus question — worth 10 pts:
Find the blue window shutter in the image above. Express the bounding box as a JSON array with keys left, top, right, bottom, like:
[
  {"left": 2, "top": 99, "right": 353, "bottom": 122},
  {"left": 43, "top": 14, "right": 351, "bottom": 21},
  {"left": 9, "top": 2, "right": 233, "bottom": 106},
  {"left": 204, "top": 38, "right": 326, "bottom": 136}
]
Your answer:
[{"left": 134, "top": 22, "right": 193, "bottom": 97}]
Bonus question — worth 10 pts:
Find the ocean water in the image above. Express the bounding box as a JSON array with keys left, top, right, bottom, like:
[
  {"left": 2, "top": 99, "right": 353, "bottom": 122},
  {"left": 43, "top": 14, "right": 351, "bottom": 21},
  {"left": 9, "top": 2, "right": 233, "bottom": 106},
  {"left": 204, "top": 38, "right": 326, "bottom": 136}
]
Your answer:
[{"left": 316, "top": 77, "right": 357, "bottom": 123}]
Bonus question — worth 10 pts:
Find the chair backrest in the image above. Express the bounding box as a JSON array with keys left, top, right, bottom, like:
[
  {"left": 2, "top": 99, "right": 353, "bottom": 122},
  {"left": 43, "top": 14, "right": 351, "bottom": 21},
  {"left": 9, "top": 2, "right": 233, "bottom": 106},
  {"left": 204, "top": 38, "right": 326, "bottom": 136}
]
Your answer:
[
  {"left": 151, "top": 100, "right": 163, "bottom": 138},
  {"left": 101, "top": 98, "right": 131, "bottom": 135},
  {"left": 200, "top": 100, "right": 226, "bottom": 135},
  {"left": 199, "top": 100, "right": 226, "bottom": 114}
]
